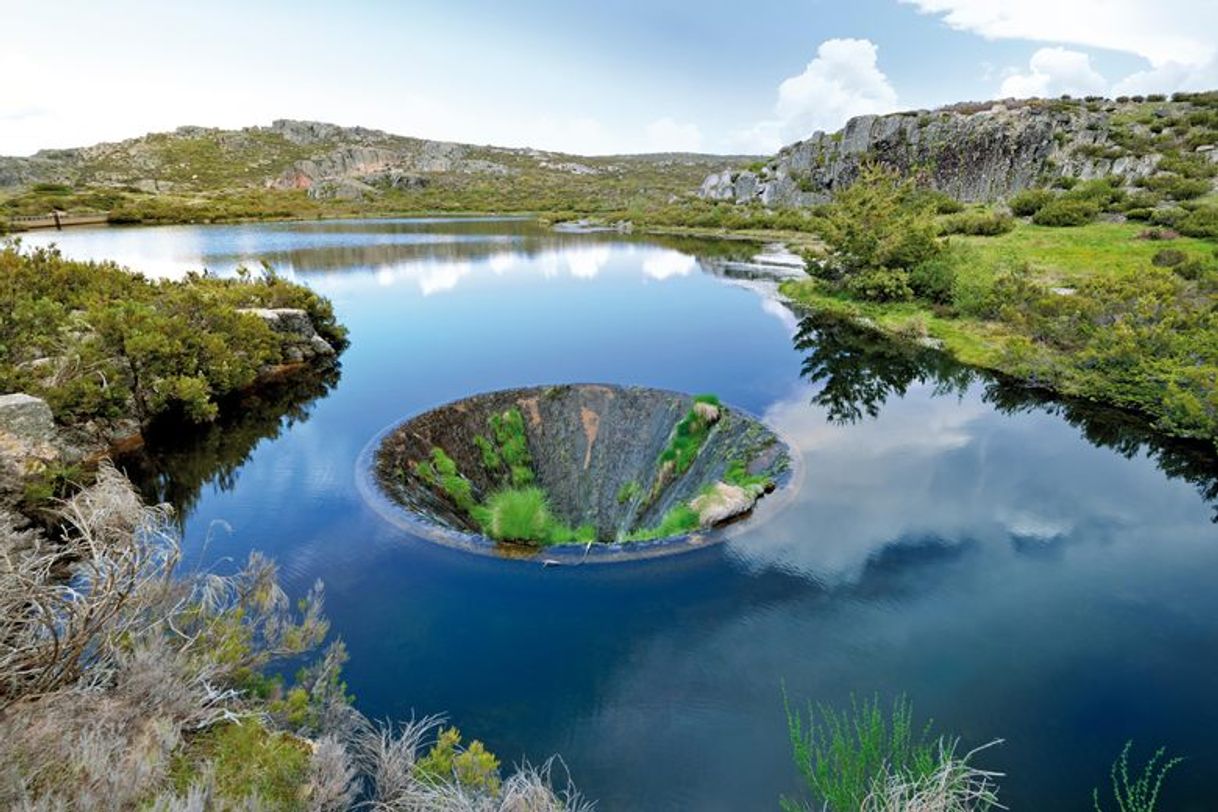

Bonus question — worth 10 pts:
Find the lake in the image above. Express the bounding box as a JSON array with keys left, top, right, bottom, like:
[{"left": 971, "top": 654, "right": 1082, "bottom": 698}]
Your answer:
[{"left": 21, "top": 218, "right": 1218, "bottom": 810}]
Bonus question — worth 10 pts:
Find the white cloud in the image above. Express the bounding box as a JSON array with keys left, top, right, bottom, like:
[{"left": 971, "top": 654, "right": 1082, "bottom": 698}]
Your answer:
[
  {"left": 903, "top": 0, "right": 1218, "bottom": 98},
  {"left": 641, "top": 250, "right": 697, "bottom": 280},
  {"left": 1000, "top": 47, "right": 1108, "bottom": 98},
  {"left": 565, "top": 246, "right": 611, "bottom": 279},
  {"left": 643, "top": 117, "right": 703, "bottom": 153},
  {"left": 734, "top": 38, "right": 899, "bottom": 153},
  {"left": 901, "top": 0, "right": 1217, "bottom": 68},
  {"left": 417, "top": 261, "right": 472, "bottom": 296}
]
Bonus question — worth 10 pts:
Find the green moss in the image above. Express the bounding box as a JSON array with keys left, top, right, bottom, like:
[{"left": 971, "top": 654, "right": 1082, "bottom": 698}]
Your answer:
[
  {"left": 724, "top": 459, "right": 773, "bottom": 491},
  {"left": 473, "top": 434, "right": 501, "bottom": 472},
  {"left": 658, "top": 397, "right": 721, "bottom": 475},
  {"left": 616, "top": 480, "right": 641, "bottom": 504},
  {"left": 169, "top": 721, "right": 310, "bottom": 810},
  {"left": 627, "top": 503, "right": 701, "bottom": 541}
]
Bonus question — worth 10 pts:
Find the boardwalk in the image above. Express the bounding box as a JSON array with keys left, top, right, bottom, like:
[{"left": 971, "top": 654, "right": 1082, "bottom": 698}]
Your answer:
[{"left": 6, "top": 211, "right": 110, "bottom": 231}]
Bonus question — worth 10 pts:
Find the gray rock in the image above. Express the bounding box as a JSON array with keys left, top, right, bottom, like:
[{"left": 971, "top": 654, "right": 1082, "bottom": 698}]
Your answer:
[
  {"left": 0, "top": 394, "right": 56, "bottom": 446},
  {"left": 0, "top": 394, "right": 60, "bottom": 502},
  {"left": 690, "top": 481, "right": 759, "bottom": 527},
  {"left": 238, "top": 308, "right": 335, "bottom": 363},
  {"left": 700, "top": 101, "right": 1167, "bottom": 206}
]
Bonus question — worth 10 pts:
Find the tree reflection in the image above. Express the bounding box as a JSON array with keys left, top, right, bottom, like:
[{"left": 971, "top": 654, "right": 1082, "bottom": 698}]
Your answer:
[
  {"left": 794, "top": 312, "right": 1218, "bottom": 521},
  {"left": 116, "top": 367, "right": 340, "bottom": 523},
  {"left": 794, "top": 315, "right": 973, "bottom": 424}
]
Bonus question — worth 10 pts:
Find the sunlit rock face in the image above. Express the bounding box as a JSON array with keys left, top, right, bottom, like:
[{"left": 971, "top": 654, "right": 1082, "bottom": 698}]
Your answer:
[{"left": 375, "top": 384, "right": 790, "bottom": 543}]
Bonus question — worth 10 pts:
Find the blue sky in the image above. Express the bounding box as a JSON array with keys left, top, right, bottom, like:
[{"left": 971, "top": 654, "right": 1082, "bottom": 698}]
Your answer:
[{"left": 2, "top": 0, "right": 1215, "bottom": 156}]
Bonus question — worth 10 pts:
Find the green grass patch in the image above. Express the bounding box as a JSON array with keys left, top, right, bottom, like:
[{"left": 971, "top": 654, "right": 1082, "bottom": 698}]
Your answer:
[
  {"left": 169, "top": 721, "right": 310, "bottom": 809},
  {"left": 658, "top": 396, "right": 721, "bottom": 475},
  {"left": 953, "top": 221, "right": 1216, "bottom": 286},
  {"left": 723, "top": 459, "right": 773, "bottom": 490},
  {"left": 475, "top": 486, "right": 594, "bottom": 545},
  {"left": 616, "top": 480, "right": 641, "bottom": 504},
  {"left": 626, "top": 503, "right": 700, "bottom": 541}
]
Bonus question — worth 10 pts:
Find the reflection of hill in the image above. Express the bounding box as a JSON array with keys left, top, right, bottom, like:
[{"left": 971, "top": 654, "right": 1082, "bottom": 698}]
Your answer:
[
  {"left": 795, "top": 312, "right": 1218, "bottom": 521},
  {"left": 207, "top": 220, "right": 762, "bottom": 276},
  {"left": 117, "top": 368, "right": 339, "bottom": 522}
]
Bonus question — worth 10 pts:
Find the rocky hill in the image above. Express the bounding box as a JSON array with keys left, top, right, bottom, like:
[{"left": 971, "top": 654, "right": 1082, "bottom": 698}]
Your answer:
[
  {"left": 0, "top": 120, "right": 749, "bottom": 205},
  {"left": 702, "top": 93, "right": 1218, "bottom": 206}
]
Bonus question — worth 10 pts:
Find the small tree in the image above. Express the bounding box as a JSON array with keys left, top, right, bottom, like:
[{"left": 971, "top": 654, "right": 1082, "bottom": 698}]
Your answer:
[{"left": 817, "top": 163, "right": 943, "bottom": 291}]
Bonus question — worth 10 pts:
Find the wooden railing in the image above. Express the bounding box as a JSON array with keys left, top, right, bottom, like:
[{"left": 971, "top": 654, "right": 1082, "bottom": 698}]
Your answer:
[{"left": 6, "top": 211, "right": 110, "bottom": 230}]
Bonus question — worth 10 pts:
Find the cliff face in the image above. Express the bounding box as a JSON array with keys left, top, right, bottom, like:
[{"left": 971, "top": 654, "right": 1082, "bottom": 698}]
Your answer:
[{"left": 701, "top": 97, "right": 1209, "bottom": 206}]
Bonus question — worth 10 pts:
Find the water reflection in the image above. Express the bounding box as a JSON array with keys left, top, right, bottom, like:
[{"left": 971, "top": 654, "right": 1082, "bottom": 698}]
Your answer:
[
  {"left": 117, "top": 368, "right": 340, "bottom": 522},
  {"left": 792, "top": 311, "right": 1218, "bottom": 522}
]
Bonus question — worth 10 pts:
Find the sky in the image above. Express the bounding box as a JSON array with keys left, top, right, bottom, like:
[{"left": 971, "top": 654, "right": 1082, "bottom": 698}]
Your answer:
[{"left": 2, "top": 0, "right": 1217, "bottom": 157}]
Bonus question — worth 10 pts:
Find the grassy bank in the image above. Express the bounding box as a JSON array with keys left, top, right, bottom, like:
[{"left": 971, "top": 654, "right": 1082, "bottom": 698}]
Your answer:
[{"left": 782, "top": 218, "right": 1218, "bottom": 448}]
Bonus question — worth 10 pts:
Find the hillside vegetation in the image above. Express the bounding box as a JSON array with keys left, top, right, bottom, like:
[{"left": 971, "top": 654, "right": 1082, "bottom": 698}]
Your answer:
[{"left": 1, "top": 119, "right": 751, "bottom": 225}]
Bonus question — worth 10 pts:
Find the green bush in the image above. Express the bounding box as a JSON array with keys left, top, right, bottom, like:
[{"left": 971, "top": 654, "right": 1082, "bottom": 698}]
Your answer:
[
  {"left": 1140, "top": 174, "right": 1213, "bottom": 200},
  {"left": 1066, "top": 178, "right": 1126, "bottom": 209},
  {"left": 910, "top": 252, "right": 961, "bottom": 304},
  {"left": 414, "top": 727, "right": 501, "bottom": 794},
  {"left": 1032, "top": 198, "right": 1100, "bottom": 226},
  {"left": 0, "top": 243, "right": 344, "bottom": 427},
  {"left": 1150, "top": 207, "right": 1188, "bottom": 228},
  {"left": 913, "top": 190, "right": 965, "bottom": 214},
  {"left": 938, "top": 210, "right": 1015, "bottom": 236},
  {"left": 1009, "top": 189, "right": 1055, "bottom": 216},
  {"left": 1173, "top": 257, "right": 1217, "bottom": 280},
  {"left": 1151, "top": 249, "right": 1187, "bottom": 267},
  {"left": 844, "top": 268, "right": 914, "bottom": 302},
  {"left": 1177, "top": 207, "right": 1218, "bottom": 239}
]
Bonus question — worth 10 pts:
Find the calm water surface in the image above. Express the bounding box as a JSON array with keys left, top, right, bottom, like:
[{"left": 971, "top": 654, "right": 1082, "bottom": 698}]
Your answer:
[{"left": 24, "top": 219, "right": 1218, "bottom": 810}]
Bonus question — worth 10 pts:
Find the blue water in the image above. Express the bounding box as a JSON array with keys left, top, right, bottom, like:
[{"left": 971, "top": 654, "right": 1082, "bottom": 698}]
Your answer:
[{"left": 24, "top": 218, "right": 1218, "bottom": 810}]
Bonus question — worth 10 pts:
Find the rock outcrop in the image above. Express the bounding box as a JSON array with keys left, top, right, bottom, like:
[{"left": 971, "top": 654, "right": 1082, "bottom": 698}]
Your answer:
[
  {"left": 702, "top": 97, "right": 1204, "bottom": 206},
  {"left": 0, "top": 394, "right": 62, "bottom": 504},
  {"left": 238, "top": 308, "right": 336, "bottom": 365}
]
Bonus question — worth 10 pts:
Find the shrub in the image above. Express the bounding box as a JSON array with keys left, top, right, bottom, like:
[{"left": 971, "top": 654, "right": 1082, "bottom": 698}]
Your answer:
[
  {"left": 845, "top": 268, "right": 914, "bottom": 302},
  {"left": 913, "top": 190, "right": 965, "bottom": 214},
  {"left": 658, "top": 398, "right": 720, "bottom": 475},
  {"left": 938, "top": 210, "right": 1015, "bottom": 236},
  {"left": 1009, "top": 189, "right": 1055, "bottom": 216},
  {"left": 0, "top": 244, "right": 344, "bottom": 427},
  {"left": 1032, "top": 198, "right": 1100, "bottom": 226},
  {"left": 1177, "top": 207, "right": 1218, "bottom": 239},
  {"left": 1173, "top": 257, "right": 1217, "bottom": 280},
  {"left": 616, "top": 481, "right": 641, "bottom": 504},
  {"left": 1140, "top": 174, "right": 1213, "bottom": 200},
  {"left": 1066, "top": 178, "right": 1126, "bottom": 209},
  {"left": 1125, "top": 208, "right": 1154, "bottom": 221},
  {"left": 1149, "top": 207, "right": 1188, "bottom": 228},
  {"left": 1151, "top": 249, "right": 1187, "bottom": 267},
  {"left": 910, "top": 251, "right": 962, "bottom": 304},
  {"left": 414, "top": 727, "right": 501, "bottom": 794}
]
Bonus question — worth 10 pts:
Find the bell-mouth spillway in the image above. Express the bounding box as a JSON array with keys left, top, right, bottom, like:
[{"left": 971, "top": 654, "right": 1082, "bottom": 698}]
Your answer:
[{"left": 359, "top": 384, "right": 798, "bottom": 562}]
